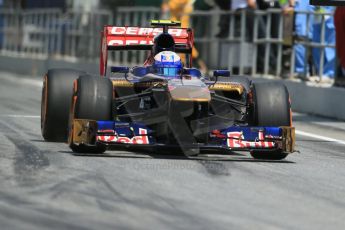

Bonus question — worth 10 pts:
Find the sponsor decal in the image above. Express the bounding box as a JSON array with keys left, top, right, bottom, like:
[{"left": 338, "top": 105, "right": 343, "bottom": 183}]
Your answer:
[
  {"left": 227, "top": 131, "right": 275, "bottom": 148},
  {"left": 106, "top": 27, "right": 189, "bottom": 46},
  {"left": 108, "top": 39, "right": 153, "bottom": 46},
  {"left": 98, "top": 129, "right": 115, "bottom": 134},
  {"left": 108, "top": 27, "right": 187, "bottom": 37},
  {"left": 154, "top": 51, "right": 181, "bottom": 63},
  {"left": 265, "top": 135, "right": 282, "bottom": 140},
  {"left": 161, "top": 54, "right": 174, "bottom": 62},
  {"left": 97, "top": 128, "right": 149, "bottom": 145}
]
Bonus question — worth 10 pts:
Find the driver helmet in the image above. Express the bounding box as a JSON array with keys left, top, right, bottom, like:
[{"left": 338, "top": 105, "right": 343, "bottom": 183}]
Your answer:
[
  {"left": 153, "top": 51, "right": 183, "bottom": 77},
  {"left": 152, "top": 33, "right": 175, "bottom": 55}
]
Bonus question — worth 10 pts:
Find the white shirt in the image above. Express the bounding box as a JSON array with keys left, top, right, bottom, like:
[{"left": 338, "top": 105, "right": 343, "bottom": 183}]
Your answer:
[{"left": 231, "top": 0, "right": 248, "bottom": 10}]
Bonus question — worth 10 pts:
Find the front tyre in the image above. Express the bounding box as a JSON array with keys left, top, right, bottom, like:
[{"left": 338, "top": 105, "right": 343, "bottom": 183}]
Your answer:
[
  {"left": 69, "top": 75, "right": 113, "bottom": 153},
  {"left": 41, "top": 69, "right": 85, "bottom": 142},
  {"left": 250, "top": 82, "right": 291, "bottom": 160},
  {"left": 250, "top": 150, "right": 288, "bottom": 160}
]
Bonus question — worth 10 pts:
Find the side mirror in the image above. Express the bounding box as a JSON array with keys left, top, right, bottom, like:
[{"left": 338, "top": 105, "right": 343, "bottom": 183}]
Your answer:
[
  {"left": 213, "top": 70, "right": 230, "bottom": 77},
  {"left": 111, "top": 66, "right": 129, "bottom": 73}
]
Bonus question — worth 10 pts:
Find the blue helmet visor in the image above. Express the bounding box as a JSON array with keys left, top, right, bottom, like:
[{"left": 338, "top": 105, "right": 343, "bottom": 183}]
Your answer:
[{"left": 155, "top": 67, "right": 181, "bottom": 77}]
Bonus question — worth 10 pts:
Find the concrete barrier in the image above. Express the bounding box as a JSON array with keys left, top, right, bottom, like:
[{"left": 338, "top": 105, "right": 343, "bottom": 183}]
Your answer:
[
  {"left": 284, "top": 81, "right": 345, "bottom": 121},
  {"left": 1, "top": 55, "right": 345, "bottom": 121},
  {"left": 0, "top": 55, "right": 99, "bottom": 77}
]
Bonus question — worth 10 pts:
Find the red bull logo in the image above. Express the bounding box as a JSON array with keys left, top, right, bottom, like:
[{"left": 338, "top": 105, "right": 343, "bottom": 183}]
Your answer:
[
  {"left": 227, "top": 131, "right": 275, "bottom": 148},
  {"left": 97, "top": 128, "right": 149, "bottom": 145}
]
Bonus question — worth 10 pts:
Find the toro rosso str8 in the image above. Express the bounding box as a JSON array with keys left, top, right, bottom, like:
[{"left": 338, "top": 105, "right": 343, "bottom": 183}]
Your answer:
[{"left": 41, "top": 20, "right": 295, "bottom": 160}]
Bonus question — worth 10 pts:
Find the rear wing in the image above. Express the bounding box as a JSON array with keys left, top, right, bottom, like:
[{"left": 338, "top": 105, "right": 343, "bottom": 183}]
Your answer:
[{"left": 100, "top": 23, "right": 194, "bottom": 76}]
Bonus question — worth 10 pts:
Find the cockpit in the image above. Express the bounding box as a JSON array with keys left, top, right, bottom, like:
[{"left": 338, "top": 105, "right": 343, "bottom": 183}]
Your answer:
[{"left": 131, "top": 66, "right": 202, "bottom": 78}]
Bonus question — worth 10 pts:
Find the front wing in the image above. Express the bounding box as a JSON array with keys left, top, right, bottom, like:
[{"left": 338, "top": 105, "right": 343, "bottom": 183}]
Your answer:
[{"left": 70, "top": 119, "right": 295, "bottom": 154}]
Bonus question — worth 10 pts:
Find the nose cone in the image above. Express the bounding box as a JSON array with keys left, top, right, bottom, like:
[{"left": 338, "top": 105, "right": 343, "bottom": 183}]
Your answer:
[{"left": 168, "top": 79, "right": 211, "bottom": 102}]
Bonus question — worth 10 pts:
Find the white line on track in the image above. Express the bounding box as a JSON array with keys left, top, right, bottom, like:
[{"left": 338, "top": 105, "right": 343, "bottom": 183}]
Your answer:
[
  {"left": 0, "top": 115, "right": 40, "bottom": 118},
  {"left": 0, "top": 73, "right": 42, "bottom": 88},
  {"left": 2, "top": 115, "right": 345, "bottom": 146},
  {"left": 296, "top": 130, "right": 345, "bottom": 145}
]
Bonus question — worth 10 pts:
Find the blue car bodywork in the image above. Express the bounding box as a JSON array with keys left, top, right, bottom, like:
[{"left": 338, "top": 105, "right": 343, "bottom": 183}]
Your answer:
[{"left": 69, "top": 66, "right": 295, "bottom": 156}]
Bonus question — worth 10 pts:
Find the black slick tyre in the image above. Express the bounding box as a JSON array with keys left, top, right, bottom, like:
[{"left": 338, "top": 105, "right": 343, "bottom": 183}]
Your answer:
[
  {"left": 69, "top": 75, "right": 113, "bottom": 153},
  {"left": 250, "top": 82, "right": 291, "bottom": 160},
  {"left": 41, "top": 68, "right": 85, "bottom": 142}
]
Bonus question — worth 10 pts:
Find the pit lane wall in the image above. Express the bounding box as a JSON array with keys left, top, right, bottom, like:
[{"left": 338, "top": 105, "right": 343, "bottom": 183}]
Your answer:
[
  {"left": 1, "top": 54, "right": 345, "bottom": 121},
  {"left": 283, "top": 81, "right": 345, "bottom": 121}
]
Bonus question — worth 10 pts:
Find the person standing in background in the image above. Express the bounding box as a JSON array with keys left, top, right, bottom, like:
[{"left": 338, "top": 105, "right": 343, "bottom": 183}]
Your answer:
[
  {"left": 161, "top": 0, "right": 208, "bottom": 73},
  {"left": 215, "top": 0, "right": 232, "bottom": 38},
  {"left": 232, "top": 0, "right": 256, "bottom": 10},
  {"left": 284, "top": 0, "right": 315, "bottom": 80},
  {"left": 161, "top": 0, "right": 194, "bottom": 28},
  {"left": 256, "top": 0, "right": 282, "bottom": 74},
  {"left": 334, "top": 6, "right": 345, "bottom": 87},
  {"left": 231, "top": 0, "right": 256, "bottom": 40},
  {"left": 285, "top": 1, "right": 336, "bottom": 81},
  {"left": 312, "top": 5, "right": 335, "bottom": 81}
]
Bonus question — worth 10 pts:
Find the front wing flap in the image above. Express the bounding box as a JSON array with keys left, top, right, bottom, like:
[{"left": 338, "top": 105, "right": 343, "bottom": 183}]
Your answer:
[{"left": 70, "top": 119, "right": 295, "bottom": 153}]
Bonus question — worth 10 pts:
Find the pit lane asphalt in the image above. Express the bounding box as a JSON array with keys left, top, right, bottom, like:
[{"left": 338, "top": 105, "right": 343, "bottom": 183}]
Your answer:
[{"left": 0, "top": 72, "right": 345, "bottom": 230}]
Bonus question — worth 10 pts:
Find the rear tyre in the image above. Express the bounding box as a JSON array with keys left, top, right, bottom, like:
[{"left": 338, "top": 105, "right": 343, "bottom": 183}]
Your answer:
[
  {"left": 69, "top": 75, "right": 113, "bottom": 153},
  {"left": 41, "top": 69, "right": 85, "bottom": 142},
  {"left": 250, "top": 82, "right": 291, "bottom": 160}
]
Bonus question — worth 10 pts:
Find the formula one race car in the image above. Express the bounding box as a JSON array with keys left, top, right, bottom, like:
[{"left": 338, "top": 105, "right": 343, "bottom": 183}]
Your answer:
[{"left": 41, "top": 20, "right": 295, "bottom": 160}]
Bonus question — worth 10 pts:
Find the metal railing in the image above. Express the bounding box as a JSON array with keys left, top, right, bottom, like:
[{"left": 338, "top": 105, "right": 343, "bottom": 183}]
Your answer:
[{"left": 0, "top": 7, "right": 336, "bottom": 79}]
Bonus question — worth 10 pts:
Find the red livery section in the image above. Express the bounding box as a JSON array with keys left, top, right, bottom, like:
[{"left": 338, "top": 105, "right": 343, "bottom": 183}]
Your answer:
[
  {"left": 106, "top": 26, "right": 189, "bottom": 46},
  {"left": 227, "top": 131, "right": 275, "bottom": 149},
  {"left": 100, "top": 25, "right": 194, "bottom": 76},
  {"left": 97, "top": 128, "right": 150, "bottom": 145}
]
